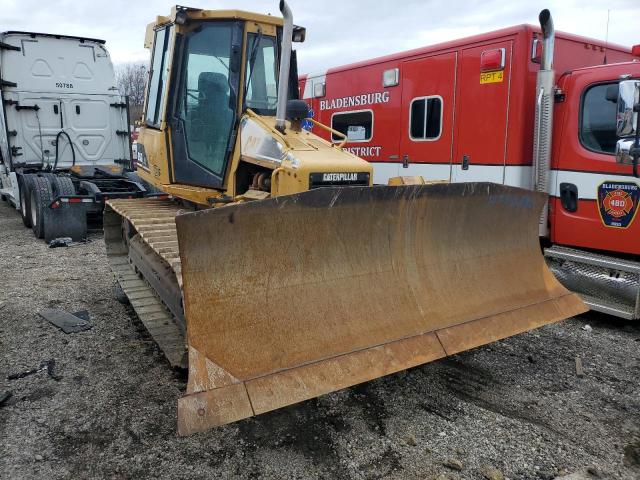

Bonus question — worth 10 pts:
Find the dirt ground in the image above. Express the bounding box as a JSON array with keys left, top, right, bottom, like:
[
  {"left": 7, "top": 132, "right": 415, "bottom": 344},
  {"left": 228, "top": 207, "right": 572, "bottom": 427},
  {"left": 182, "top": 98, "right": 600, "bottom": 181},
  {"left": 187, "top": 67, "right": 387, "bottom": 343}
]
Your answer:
[{"left": 0, "top": 197, "right": 639, "bottom": 480}]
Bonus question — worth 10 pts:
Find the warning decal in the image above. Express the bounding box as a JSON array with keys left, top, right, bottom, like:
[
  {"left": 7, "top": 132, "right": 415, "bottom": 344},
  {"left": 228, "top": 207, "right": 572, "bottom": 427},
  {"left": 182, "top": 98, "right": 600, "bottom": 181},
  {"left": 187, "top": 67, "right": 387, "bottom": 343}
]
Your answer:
[
  {"left": 598, "top": 181, "right": 640, "bottom": 229},
  {"left": 480, "top": 71, "right": 504, "bottom": 84}
]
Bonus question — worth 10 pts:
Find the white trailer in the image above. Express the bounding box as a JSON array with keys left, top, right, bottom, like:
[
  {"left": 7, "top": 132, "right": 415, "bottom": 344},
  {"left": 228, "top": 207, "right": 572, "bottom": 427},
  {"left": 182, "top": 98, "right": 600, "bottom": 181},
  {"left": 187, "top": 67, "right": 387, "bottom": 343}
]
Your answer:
[{"left": 0, "top": 31, "right": 147, "bottom": 241}]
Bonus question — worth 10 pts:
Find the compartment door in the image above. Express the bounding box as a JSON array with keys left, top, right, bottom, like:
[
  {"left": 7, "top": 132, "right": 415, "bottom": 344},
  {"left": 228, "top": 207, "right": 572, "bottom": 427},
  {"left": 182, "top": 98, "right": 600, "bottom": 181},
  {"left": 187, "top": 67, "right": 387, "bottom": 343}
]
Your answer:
[
  {"left": 399, "top": 52, "right": 456, "bottom": 182},
  {"left": 452, "top": 41, "right": 512, "bottom": 183}
]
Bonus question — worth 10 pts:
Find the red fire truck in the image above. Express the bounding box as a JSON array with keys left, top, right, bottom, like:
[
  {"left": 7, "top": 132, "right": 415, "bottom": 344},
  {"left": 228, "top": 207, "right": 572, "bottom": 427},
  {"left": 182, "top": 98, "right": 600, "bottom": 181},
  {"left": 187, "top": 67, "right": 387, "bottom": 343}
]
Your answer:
[{"left": 300, "top": 11, "right": 640, "bottom": 319}]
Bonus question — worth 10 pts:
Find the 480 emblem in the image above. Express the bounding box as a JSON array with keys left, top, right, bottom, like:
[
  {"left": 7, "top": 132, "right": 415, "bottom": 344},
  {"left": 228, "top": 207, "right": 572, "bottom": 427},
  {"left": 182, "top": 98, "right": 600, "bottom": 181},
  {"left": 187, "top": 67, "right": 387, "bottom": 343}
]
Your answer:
[{"left": 598, "top": 181, "right": 640, "bottom": 229}]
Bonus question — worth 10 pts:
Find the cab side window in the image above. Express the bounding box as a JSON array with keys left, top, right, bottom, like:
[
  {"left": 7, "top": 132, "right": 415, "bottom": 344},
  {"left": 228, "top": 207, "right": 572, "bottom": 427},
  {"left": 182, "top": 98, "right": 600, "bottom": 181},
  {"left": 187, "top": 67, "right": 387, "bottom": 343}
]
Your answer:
[
  {"left": 145, "top": 26, "right": 172, "bottom": 127},
  {"left": 580, "top": 83, "right": 617, "bottom": 154}
]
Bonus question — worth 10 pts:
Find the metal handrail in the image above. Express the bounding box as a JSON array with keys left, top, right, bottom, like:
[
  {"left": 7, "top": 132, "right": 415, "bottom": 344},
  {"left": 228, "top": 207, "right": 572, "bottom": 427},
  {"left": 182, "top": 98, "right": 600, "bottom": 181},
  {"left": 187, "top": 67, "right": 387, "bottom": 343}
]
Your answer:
[{"left": 305, "top": 118, "right": 347, "bottom": 148}]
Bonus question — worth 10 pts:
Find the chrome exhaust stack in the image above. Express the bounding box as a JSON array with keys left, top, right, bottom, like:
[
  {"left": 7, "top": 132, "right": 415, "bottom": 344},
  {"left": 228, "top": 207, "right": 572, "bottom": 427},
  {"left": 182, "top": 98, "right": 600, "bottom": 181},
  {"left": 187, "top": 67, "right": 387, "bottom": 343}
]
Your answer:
[
  {"left": 275, "top": 0, "right": 293, "bottom": 133},
  {"left": 533, "top": 9, "right": 555, "bottom": 236}
]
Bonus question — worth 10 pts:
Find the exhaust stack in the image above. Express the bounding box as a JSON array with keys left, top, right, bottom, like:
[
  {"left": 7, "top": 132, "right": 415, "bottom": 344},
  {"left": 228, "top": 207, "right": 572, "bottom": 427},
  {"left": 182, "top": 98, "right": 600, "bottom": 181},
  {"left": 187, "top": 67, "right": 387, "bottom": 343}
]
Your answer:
[
  {"left": 275, "top": 0, "right": 293, "bottom": 133},
  {"left": 532, "top": 9, "right": 555, "bottom": 236},
  {"left": 539, "top": 9, "right": 554, "bottom": 70}
]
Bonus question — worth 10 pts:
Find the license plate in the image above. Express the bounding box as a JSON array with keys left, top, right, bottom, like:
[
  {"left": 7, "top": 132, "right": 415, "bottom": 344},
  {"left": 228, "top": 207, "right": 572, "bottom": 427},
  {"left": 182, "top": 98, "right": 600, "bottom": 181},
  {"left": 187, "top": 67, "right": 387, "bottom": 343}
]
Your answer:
[{"left": 480, "top": 71, "right": 504, "bottom": 84}]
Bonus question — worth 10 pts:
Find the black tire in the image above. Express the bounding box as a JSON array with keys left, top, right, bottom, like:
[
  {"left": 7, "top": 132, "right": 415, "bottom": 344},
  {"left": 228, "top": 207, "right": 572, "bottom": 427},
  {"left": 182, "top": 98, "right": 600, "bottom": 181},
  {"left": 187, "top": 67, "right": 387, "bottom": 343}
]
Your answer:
[
  {"left": 29, "top": 176, "right": 53, "bottom": 239},
  {"left": 18, "top": 174, "right": 35, "bottom": 228},
  {"left": 50, "top": 176, "right": 75, "bottom": 197},
  {"left": 39, "top": 172, "right": 58, "bottom": 184}
]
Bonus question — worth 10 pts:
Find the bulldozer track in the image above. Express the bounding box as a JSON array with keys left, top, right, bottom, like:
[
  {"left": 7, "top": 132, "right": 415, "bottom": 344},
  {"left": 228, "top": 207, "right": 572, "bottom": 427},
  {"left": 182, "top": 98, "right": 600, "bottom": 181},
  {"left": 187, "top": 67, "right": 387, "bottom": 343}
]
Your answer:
[{"left": 104, "top": 198, "right": 187, "bottom": 368}]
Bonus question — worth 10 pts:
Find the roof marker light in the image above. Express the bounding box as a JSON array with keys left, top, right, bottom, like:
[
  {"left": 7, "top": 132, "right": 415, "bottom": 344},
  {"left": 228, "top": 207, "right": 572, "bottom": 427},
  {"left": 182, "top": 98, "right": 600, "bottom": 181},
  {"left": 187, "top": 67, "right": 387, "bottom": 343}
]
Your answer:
[
  {"left": 531, "top": 39, "right": 542, "bottom": 63},
  {"left": 313, "top": 82, "right": 325, "bottom": 98},
  {"left": 383, "top": 68, "right": 399, "bottom": 87}
]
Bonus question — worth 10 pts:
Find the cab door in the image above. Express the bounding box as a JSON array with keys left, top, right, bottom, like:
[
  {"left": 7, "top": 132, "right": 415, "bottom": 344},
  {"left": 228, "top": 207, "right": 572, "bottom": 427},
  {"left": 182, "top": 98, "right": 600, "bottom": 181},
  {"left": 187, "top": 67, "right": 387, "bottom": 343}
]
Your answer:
[
  {"left": 168, "top": 22, "right": 242, "bottom": 188},
  {"left": 452, "top": 41, "right": 513, "bottom": 183},
  {"left": 399, "top": 52, "right": 456, "bottom": 181}
]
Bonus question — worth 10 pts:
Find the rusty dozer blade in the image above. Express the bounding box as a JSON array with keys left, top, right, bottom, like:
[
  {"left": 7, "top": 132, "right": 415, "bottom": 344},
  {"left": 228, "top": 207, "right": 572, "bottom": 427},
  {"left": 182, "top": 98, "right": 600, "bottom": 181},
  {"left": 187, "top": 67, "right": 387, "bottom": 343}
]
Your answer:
[{"left": 175, "top": 182, "right": 586, "bottom": 435}]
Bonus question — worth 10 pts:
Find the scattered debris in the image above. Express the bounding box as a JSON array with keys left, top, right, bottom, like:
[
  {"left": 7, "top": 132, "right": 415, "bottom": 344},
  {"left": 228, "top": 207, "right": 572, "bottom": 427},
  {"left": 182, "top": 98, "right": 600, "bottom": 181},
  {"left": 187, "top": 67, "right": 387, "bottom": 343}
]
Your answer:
[
  {"left": 48, "top": 237, "right": 73, "bottom": 248},
  {"left": 442, "top": 458, "right": 464, "bottom": 471},
  {"left": 575, "top": 356, "right": 584, "bottom": 377},
  {"left": 7, "top": 359, "right": 62, "bottom": 381},
  {"left": 553, "top": 471, "right": 591, "bottom": 480},
  {"left": 0, "top": 390, "right": 12, "bottom": 407},
  {"left": 481, "top": 465, "right": 505, "bottom": 480},
  {"left": 39, "top": 308, "right": 92, "bottom": 334},
  {"left": 582, "top": 324, "right": 592, "bottom": 332},
  {"left": 586, "top": 466, "right": 601, "bottom": 477},
  {"left": 34, "top": 454, "right": 44, "bottom": 461},
  {"left": 72, "top": 310, "right": 91, "bottom": 322},
  {"left": 405, "top": 435, "right": 417, "bottom": 446}
]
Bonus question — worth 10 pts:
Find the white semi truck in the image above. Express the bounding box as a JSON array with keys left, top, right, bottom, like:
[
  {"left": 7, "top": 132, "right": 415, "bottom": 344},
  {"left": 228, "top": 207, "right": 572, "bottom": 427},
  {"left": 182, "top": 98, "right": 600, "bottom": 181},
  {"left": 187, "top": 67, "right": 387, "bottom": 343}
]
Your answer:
[{"left": 0, "top": 31, "right": 148, "bottom": 241}]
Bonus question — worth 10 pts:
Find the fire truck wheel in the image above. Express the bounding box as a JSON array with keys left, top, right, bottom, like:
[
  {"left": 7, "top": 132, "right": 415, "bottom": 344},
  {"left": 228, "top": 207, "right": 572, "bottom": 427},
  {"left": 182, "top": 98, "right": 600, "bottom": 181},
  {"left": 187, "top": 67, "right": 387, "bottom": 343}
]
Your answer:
[
  {"left": 29, "top": 176, "right": 53, "bottom": 239},
  {"left": 18, "top": 174, "right": 35, "bottom": 228}
]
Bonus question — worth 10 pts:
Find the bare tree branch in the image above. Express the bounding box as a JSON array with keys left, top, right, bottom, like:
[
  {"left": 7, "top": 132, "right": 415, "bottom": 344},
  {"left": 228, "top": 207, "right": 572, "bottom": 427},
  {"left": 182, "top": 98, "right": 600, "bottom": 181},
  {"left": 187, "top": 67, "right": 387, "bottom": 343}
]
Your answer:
[{"left": 115, "top": 62, "right": 147, "bottom": 106}]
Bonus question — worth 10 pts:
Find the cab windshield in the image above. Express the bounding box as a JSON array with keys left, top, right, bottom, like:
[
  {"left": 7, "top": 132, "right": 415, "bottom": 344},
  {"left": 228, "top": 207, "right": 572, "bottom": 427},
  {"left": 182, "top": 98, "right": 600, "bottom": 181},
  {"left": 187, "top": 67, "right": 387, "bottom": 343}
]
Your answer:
[{"left": 244, "top": 32, "right": 279, "bottom": 115}]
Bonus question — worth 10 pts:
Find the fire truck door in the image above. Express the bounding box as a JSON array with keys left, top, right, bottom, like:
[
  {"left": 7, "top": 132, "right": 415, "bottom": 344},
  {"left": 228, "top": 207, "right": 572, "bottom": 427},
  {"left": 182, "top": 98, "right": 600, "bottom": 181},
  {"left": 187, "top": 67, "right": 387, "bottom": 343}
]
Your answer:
[
  {"left": 399, "top": 52, "right": 456, "bottom": 181},
  {"left": 551, "top": 78, "right": 640, "bottom": 255},
  {"left": 452, "top": 41, "right": 513, "bottom": 183}
]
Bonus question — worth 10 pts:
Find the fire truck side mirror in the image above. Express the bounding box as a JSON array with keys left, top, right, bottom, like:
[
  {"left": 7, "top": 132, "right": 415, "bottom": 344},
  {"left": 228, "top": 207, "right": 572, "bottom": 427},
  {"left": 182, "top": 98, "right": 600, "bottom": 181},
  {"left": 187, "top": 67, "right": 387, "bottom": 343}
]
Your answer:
[
  {"left": 615, "top": 138, "right": 635, "bottom": 164},
  {"left": 605, "top": 84, "right": 619, "bottom": 102},
  {"left": 615, "top": 80, "right": 640, "bottom": 177},
  {"left": 615, "top": 80, "right": 639, "bottom": 138}
]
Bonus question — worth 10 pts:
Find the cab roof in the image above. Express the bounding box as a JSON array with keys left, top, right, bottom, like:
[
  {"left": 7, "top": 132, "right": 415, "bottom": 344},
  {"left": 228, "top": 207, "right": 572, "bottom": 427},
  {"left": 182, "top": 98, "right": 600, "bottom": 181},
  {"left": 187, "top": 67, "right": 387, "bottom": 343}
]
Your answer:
[
  {"left": 153, "top": 7, "right": 284, "bottom": 29},
  {"left": 145, "top": 7, "right": 284, "bottom": 48}
]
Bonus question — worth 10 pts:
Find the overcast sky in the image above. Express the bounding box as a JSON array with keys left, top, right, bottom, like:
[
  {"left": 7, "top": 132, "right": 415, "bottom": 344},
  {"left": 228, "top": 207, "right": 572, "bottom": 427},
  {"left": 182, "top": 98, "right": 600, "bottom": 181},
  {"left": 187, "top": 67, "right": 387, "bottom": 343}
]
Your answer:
[{"left": 1, "top": 0, "right": 638, "bottom": 73}]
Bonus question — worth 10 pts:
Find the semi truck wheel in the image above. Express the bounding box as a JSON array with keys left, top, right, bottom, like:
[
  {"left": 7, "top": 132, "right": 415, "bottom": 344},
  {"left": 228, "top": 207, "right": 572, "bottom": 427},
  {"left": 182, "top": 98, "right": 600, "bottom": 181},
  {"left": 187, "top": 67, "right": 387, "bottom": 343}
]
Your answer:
[
  {"left": 18, "top": 174, "right": 35, "bottom": 228},
  {"left": 51, "top": 176, "right": 75, "bottom": 197},
  {"left": 29, "top": 176, "right": 53, "bottom": 239},
  {"left": 40, "top": 172, "right": 58, "bottom": 184}
]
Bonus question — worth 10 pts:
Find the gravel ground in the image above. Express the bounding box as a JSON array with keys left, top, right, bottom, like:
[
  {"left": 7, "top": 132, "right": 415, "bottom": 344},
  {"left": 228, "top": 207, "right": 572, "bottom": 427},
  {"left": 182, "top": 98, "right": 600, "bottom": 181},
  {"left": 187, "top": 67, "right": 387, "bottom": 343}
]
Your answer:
[{"left": 1, "top": 197, "right": 639, "bottom": 480}]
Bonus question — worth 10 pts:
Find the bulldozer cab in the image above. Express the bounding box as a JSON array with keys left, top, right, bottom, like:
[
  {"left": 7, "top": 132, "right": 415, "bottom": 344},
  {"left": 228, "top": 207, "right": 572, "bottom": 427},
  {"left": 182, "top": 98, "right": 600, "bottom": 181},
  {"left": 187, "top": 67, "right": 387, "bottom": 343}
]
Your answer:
[{"left": 139, "top": 7, "right": 300, "bottom": 195}]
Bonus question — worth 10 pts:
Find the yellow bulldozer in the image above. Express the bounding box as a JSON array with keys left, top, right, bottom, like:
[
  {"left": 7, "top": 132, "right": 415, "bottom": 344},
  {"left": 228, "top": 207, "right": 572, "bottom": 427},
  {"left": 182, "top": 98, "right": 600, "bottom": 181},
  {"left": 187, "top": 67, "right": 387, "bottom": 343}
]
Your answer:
[{"left": 104, "top": 2, "right": 586, "bottom": 435}]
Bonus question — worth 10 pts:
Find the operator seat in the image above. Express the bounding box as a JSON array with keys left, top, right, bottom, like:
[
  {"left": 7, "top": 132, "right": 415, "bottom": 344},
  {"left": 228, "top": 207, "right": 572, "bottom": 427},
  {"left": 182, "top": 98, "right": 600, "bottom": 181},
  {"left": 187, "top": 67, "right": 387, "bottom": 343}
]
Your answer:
[{"left": 191, "top": 72, "right": 233, "bottom": 170}]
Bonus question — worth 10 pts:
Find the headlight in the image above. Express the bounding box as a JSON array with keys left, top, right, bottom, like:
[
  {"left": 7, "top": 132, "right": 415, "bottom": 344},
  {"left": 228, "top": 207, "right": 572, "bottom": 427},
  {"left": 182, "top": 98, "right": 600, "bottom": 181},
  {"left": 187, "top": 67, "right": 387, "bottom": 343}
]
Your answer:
[{"left": 240, "top": 117, "right": 286, "bottom": 166}]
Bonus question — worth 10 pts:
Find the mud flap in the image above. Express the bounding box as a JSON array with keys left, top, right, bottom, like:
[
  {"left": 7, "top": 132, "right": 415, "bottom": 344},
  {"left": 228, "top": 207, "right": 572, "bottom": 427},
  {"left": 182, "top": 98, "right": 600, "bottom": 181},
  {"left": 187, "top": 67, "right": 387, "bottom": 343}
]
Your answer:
[
  {"left": 175, "top": 183, "right": 586, "bottom": 435},
  {"left": 44, "top": 203, "right": 87, "bottom": 243}
]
